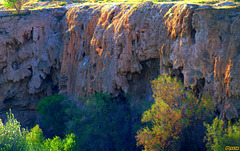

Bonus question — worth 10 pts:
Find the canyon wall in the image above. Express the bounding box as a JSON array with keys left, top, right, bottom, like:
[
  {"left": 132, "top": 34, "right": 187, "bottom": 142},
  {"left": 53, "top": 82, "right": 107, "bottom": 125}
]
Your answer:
[{"left": 0, "top": 2, "right": 239, "bottom": 125}]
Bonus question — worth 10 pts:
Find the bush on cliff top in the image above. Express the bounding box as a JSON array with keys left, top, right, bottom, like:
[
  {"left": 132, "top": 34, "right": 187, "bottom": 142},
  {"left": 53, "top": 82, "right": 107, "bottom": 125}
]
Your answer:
[{"left": 4, "top": 0, "right": 26, "bottom": 14}]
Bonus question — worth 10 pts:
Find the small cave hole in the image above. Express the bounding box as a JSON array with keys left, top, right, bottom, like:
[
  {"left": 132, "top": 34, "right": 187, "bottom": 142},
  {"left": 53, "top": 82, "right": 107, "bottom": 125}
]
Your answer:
[
  {"left": 132, "top": 40, "right": 135, "bottom": 48},
  {"left": 109, "top": 12, "right": 115, "bottom": 23},
  {"left": 52, "top": 85, "right": 59, "bottom": 94},
  {"left": 193, "top": 78, "right": 205, "bottom": 97},
  {"left": 137, "top": 34, "right": 141, "bottom": 47},
  {"left": 82, "top": 52, "right": 86, "bottom": 58},
  {"left": 112, "top": 91, "right": 128, "bottom": 104},
  {"left": 191, "top": 28, "right": 196, "bottom": 44},
  {"left": 171, "top": 67, "right": 184, "bottom": 83},
  {"left": 28, "top": 67, "right": 33, "bottom": 73},
  {"left": 93, "top": 63, "right": 96, "bottom": 69},
  {"left": 81, "top": 24, "right": 84, "bottom": 30},
  {"left": 3, "top": 97, "right": 15, "bottom": 105},
  {"left": 12, "top": 62, "right": 19, "bottom": 70},
  {"left": 219, "top": 36, "right": 222, "bottom": 42},
  {"left": 30, "top": 27, "right": 33, "bottom": 40}
]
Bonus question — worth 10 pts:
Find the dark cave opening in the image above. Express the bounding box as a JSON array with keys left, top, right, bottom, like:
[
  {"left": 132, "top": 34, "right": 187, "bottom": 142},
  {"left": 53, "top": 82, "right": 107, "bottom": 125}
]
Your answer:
[
  {"left": 12, "top": 61, "right": 19, "bottom": 70},
  {"left": 137, "top": 34, "right": 140, "bottom": 47},
  {"left": 169, "top": 66, "right": 206, "bottom": 98},
  {"left": 193, "top": 78, "right": 205, "bottom": 97},
  {"left": 37, "top": 67, "right": 60, "bottom": 98},
  {"left": 109, "top": 12, "right": 115, "bottom": 23},
  {"left": 171, "top": 67, "right": 184, "bottom": 83},
  {"left": 3, "top": 97, "right": 16, "bottom": 105},
  {"left": 27, "top": 67, "right": 33, "bottom": 73},
  {"left": 219, "top": 36, "right": 222, "bottom": 42},
  {"left": 128, "top": 58, "right": 160, "bottom": 100},
  {"left": 82, "top": 52, "right": 86, "bottom": 58},
  {"left": 191, "top": 28, "right": 196, "bottom": 44},
  {"left": 132, "top": 39, "right": 135, "bottom": 48}
]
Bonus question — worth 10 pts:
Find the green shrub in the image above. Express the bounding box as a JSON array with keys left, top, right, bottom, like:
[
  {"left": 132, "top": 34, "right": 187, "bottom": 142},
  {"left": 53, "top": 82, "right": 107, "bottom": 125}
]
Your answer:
[
  {"left": 66, "top": 93, "right": 136, "bottom": 151},
  {"left": 26, "top": 125, "right": 44, "bottom": 151},
  {"left": 26, "top": 124, "right": 76, "bottom": 151},
  {"left": 136, "top": 74, "right": 215, "bottom": 151},
  {"left": 58, "top": 1, "right": 68, "bottom": 6},
  {"left": 204, "top": 117, "right": 240, "bottom": 151},
  {"left": 37, "top": 94, "right": 72, "bottom": 137},
  {"left": 43, "top": 133, "right": 76, "bottom": 151},
  {"left": 0, "top": 109, "right": 27, "bottom": 151},
  {"left": 0, "top": 110, "right": 76, "bottom": 151}
]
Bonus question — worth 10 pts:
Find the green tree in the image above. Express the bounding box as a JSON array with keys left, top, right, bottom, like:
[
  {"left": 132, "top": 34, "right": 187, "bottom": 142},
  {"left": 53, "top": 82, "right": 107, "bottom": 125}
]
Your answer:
[
  {"left": 43, "top": 133, "right": 76, "bottom": 151},
  {"left": 37, "top": 94, "right": 72, "bottom": 138},
  {"left": 136, "top": 74, "right": 215, "bottom": 151},
  {"left": 0, "top": 110, "right": 76, "bottom": 151},
  {"left": 26, "top": 125, "right": 44, "bottom": 151},
  {"left": 26, "top": 124, "right": 76, "bottom": 151},
  {"left": 136, "top": 75, "right": 186, "bottom": 151},
  {"left": 4, "top": 0, "right": 25, "bottom": 14},
  {"left": 0, "top": 109, "right": 27, "bottom": 151},
  {"left": 204, "top": 117, "right": 240, "bottom": 151},
  {"left": 66, "top": 93, "right": 135, "bottom": 151}
]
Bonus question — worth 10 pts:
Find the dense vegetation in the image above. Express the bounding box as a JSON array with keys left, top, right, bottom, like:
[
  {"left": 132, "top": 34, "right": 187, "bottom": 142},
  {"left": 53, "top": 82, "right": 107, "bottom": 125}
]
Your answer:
[
  {"left": 136, "top": 75, "right": 215, "bottom": 151},
  {"left": 204, "top": 117, "right": 240, "bottom": 151},
  {"left": 37, "top": 93, "right": 142, "bottom": 150},
  {"left": 0, "top": 110, "right": 75, "bottom": 151},
  {"left": 0, "top": 75, "right": 239, "bottom": 151}
]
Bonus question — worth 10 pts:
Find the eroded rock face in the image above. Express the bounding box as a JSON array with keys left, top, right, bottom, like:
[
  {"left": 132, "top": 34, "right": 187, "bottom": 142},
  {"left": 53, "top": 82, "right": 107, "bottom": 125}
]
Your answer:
[
  {"left": 0, "top": 2, "right": 239, "bottom": 125},
  {"left": 0, "top": 8, "right": 66, "bottom": 125}
]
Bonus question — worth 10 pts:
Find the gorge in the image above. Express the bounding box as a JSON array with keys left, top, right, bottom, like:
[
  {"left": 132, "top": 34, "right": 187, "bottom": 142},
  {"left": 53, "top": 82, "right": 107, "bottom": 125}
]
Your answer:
[{"left": 0, "top": 2, "right": 239, "bottom": 126}]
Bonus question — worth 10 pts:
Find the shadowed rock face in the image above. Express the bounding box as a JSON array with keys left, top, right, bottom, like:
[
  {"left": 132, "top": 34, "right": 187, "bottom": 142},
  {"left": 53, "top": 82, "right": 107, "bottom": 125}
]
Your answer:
[{"left": 0, "top": 2, "right": 239, "bottom": 125}]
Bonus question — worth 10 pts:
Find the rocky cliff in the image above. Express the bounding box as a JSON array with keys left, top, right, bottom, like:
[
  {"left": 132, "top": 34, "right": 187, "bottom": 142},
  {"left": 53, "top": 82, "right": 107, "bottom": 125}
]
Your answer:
[{"left": 0, "top": 2, "right": 239, "bottom": 125}]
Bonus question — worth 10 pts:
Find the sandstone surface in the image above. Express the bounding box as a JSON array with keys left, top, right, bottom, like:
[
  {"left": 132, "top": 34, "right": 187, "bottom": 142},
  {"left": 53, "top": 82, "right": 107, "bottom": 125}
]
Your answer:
[{"left": 0, "top": 2, "right": 239, "bottom": 125}]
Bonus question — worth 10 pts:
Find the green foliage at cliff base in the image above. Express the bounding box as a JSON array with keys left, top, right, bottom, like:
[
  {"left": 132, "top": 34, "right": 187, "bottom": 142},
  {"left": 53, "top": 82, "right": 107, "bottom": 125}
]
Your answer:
[
  {"left": 0, "top": 110, "right": 76, "bottom": 151},
  {"left": 136, "top": 74, "right": 216, "bottom": 151},
  {"left": 1, "top": 75, "right": 239, "bottom": 151}
]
